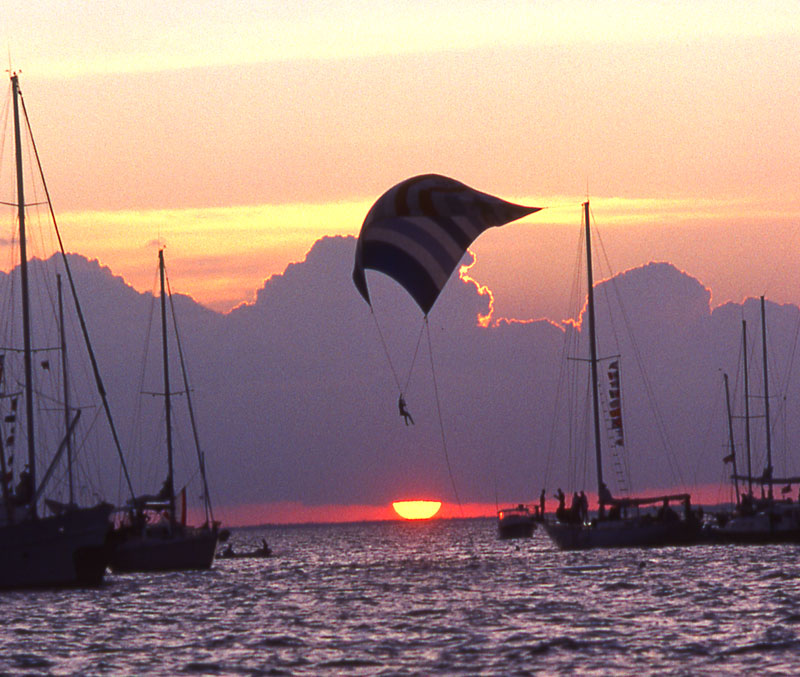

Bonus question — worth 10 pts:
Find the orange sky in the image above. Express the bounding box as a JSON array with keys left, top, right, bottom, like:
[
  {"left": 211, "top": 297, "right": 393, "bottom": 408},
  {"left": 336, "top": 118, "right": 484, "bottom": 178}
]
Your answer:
[
  {"left": 1, "top": 2, "right": 799, "bottom": 523},
  {"left": 213, "top": 485, "right": 736, "bottom": 527},
  {"left": 0, "top": 2, "right": 797, "bottom": 320}
]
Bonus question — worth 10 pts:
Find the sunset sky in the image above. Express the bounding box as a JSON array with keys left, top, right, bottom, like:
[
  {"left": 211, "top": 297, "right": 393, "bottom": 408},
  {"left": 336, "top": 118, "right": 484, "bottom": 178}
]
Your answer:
[
  {"left": 0, "top": 1, "right": 797, "bottom": 322},
  {"left": 0, "top": 3, "right": 799, "bottom": 524}
]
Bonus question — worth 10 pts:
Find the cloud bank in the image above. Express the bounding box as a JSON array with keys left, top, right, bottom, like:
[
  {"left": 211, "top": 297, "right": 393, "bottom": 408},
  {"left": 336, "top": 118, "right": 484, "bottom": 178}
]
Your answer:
[{"left": 5, "top": 236, "right": 800, "bottom": 524}]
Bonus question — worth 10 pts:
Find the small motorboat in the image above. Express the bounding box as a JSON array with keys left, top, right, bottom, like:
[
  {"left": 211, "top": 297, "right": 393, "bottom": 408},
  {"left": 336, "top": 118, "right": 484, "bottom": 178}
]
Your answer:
[
  {"left": 218, "top": 540, "right": 272, "bottom": 559},
  {"left": 497, "top": 504, "right": 537, "bottom": 539}
]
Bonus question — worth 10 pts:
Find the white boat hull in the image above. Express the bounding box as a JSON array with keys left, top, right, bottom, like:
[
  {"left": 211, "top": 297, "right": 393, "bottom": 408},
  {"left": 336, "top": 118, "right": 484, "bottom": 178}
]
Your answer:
[
  {"left": 497, "top": 507, "right": 537, "bottom": 539},
  {"left": 713, "top": 502, "right": 800, "bottom": 544},
  {"left": 0, "top": 503, "right": 112, "bottom": 589}
]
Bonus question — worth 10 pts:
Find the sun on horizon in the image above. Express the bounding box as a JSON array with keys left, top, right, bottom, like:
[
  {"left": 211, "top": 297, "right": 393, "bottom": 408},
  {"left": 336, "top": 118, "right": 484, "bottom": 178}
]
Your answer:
[{"left": 392, "top": 500, "right": 442, "bottom": 520}]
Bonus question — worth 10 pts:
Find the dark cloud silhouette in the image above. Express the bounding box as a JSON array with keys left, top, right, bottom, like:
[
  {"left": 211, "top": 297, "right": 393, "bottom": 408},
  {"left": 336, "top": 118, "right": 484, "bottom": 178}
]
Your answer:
[{"left": 5, "top": 238, "right": 800, "bottom": 519}]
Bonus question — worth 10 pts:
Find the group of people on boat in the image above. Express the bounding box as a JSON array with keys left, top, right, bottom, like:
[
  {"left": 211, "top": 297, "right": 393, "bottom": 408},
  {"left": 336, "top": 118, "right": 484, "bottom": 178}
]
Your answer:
[
  {"left": 547, "top": 484, "right": 704, "bottom": 527},
  {"left": 554, "top": 488, "right": 590, "bottom": 524}
]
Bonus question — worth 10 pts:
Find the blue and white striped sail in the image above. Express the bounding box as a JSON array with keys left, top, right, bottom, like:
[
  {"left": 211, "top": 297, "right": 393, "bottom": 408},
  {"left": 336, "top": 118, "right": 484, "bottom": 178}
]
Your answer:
[{"left": 353, "top": 174, "right": 541, "bottom": 315}]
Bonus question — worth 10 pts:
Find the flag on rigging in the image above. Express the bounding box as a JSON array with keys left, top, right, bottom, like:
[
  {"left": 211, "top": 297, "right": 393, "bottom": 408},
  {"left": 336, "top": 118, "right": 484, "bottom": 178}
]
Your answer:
[
  {"left": 353, "top": 174, "right": 541, "bottom": 315},
  {"left": 607, "top": 360, "right": 624, "bottom": 446}
]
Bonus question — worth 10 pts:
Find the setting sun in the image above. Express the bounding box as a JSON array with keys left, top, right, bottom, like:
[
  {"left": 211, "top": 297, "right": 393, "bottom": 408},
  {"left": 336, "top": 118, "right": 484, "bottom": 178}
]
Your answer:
[{"left": 392, "top": 500, "right": 442, "bottom": 520}]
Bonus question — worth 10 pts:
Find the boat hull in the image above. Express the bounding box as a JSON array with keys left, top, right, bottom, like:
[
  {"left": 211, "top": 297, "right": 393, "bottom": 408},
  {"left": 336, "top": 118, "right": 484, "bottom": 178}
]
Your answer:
[
  {"left": 498, "top": 520, "right": 536, "bottom": 539},
  {"left": 497, "top": 505, "right": 537, "bottom": 539},
  {"left": 711, "top": 504, "right": 800, "bottom": 544},
  {"left": 0, "top": 503, "right": 112, "bottom": 590},
  {"left": 543, "top": 518, "right": 702, "bottom": 550},
  {"left": 110, "top": 526, "right": 218, "bottom": 573}
]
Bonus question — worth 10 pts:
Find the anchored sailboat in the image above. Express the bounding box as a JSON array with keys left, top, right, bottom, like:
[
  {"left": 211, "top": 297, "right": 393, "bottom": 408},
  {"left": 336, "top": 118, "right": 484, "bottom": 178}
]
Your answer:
[
  {"left": 0, "top": 73, "right": 126, "bottom": 588},
  {"left": 109, "top": 250, "right": 218, "bottom": 572},
  {"left": 714, "top": 297, "right": 800, "bottom": 543},
  {"left": 542, "top": 202, "right": 702, "bottom": 550}
]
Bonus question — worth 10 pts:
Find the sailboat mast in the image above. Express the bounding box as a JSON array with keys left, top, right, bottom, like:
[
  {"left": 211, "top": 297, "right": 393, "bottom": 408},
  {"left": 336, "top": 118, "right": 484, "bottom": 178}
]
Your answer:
[
  {"left": 723, "top": 373, "right": 740, "bottom": 505},
  {"left": 583, "top": 201, "right": 605, "bottom": 506},
  {"left": 57, "top": 275, "right": 74, "bottom": 505},
  {"left": 12, "top": 74, "right": 37, "bottom": 514},
  {"left": 742, "top": 320, "right": 753, "bottom": 496},
  {"left": 760, "top": 296, "right": 773, "bottom": 500},
  {"left": 159, "top": 249, "right": 176, "bottom": 523}
]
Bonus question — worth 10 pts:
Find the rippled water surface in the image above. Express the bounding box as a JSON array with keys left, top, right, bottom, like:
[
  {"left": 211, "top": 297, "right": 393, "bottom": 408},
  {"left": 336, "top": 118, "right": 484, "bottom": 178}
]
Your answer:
[{"left": 3, "top": 518, "right": 800, "bottom": 675}]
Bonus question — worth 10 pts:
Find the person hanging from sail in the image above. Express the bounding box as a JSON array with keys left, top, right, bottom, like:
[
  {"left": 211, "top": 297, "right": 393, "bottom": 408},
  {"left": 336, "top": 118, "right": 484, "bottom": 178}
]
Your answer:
[{"left": 398, "top": 394, "right": 414, "bottom": 426}]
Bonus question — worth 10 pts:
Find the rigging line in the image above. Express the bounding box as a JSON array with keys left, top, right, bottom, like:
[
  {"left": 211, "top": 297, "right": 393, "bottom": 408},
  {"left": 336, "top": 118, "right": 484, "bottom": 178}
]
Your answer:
[
  {"left": 693, "top": 371, "right": 725, "bottom": 486},
  {"left": 18, "top": 87, "right": 136, "bottom": 499},
  {"left": 544, "top": 320, "right": 573, "bottom": 489},
  {"left": 544, "top": 224, "right": 585, "bottom": 488},
  {"left": 369, "top": 308, "right": 402, "bottom": 395},
  {"left": 403, "top": 320, "right": 426, "bottom": 394},
  {"left": 126, "top": 267, "right": 158, "bottom": 491},
  {"left": 425, "top": 318, "right": 464, "bottom": 519},
  {"left": 761, "top": 308, "right": 790, "bottom": 461},
  {"left": 771, "top": 304, "right": 800, "bottom": 422},
  {"left": 166, "top": 270, "right": 215, "bottom": 524},
  {"left": 592, "top": 219, "right": 687, "bottom": 487}
]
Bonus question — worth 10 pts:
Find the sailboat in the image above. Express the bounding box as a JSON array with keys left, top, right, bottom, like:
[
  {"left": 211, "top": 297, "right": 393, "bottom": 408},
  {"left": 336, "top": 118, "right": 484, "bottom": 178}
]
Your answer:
[
  {"left": 0, "top": 73, "right": 115, "bottom": 588},
  {"left": 109, "top": 249, "right": 218, "bottom": 572},
  {"left": 714, "top": 297, "right": 800, "bottom": 543},
  {"left": 542, "top": 202, "right": 702, "bottom": 550}
]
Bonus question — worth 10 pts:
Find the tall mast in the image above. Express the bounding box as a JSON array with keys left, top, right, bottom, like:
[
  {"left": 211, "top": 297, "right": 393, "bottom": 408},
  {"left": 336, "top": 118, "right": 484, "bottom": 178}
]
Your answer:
[
  {"left": 742, "top": 320, "right": 753, "bottom": 496},
  {"left": 723, "top": 373, "right": 740, "bottom": 505},
  {"left": 12, "top": 74, "right": 37, "bottom": 516},
  {"left": 159, "top": 249, "right": 176, "bottom": 524},
  {"left": 169, "top": 291, "right": 214, "bottom": 525},
  {"left": 760, "top": 296, "right": 773, "bottom": 499},
  {"left": 584, "top": 201, "right": 605, "bottom": 508},
  {"left": 57, "top": 275, "right": 74, "bottom": 505}
]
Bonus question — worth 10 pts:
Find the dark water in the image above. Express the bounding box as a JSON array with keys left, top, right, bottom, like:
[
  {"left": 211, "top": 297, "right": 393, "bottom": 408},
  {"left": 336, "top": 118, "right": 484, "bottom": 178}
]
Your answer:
[{"left": 2, "top": 518, "right": 800, "bottom": 675}]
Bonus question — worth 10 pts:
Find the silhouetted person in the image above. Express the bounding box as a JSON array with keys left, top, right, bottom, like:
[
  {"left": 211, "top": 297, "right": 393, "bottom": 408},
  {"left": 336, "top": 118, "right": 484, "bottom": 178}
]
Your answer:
[
  {"left": 399, "top": 395, "right": 414, "bottom": 425},
  {"left": 555, "top": 488, "right": 566, "bottom": 521},
  {"left": 539, "top": 489, "right": 546, "bottom": 519},
  {"left": 579, "top": 491, "right": 588, "bottom": 522},
  {"left": 14, "top": 468, "right": 32, "bottom": 506},
  {"left": 658, "top": 498, "right": 677, "bottom": 522},
  {"left": 570, "top": 492, "right": 581, "bottom": 523}
]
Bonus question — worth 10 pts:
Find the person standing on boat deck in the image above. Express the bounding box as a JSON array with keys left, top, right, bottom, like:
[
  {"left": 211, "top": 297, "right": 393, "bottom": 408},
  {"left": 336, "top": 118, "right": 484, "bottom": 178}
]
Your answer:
[
  {"left": 398, "top": 395, "right": 414, "bottom": 426},
  {"left": 570, "top": 492, "right": 581, "bottom": 522},
  {"left": 579, "top": 491, "right": 588, "bottom": 522},
  {"left": 555, "top": 488, "right": 566, "bottom": 520},
  {"left": 539, "top": 489, "right": 546, "bottom": 519}
]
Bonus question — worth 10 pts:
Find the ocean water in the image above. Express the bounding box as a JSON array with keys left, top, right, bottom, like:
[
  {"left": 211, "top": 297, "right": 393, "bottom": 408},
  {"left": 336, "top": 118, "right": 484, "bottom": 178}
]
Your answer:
[{"left": 2, "top": 518, "right": 800, "bottom": 675}]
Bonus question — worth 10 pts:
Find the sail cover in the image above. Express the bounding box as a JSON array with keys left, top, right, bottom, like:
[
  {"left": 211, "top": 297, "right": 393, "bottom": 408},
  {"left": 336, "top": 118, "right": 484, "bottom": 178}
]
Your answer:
[{"left": 352, "top": 174, "right": 540, "bottom": 315}]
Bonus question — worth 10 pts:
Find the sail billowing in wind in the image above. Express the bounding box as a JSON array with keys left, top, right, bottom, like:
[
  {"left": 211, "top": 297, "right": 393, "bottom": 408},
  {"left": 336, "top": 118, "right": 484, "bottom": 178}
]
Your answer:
[{"left": 353, "top": 174, "right": 540, "bottom": 315}]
